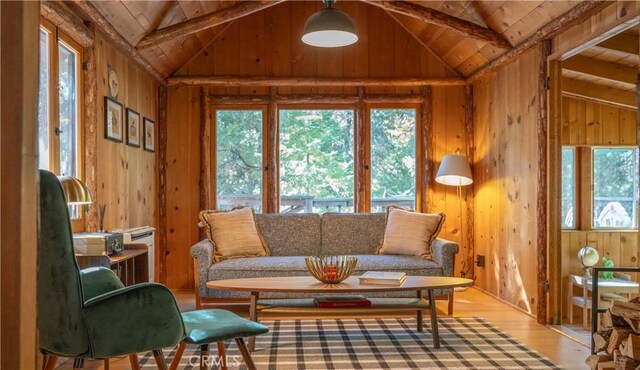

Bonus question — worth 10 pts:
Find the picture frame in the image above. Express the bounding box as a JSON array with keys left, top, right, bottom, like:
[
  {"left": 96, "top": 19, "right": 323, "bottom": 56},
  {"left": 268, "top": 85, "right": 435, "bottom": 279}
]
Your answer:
[
  {"left": 143, "top": 117, "right": 155, "bottom": 152},
  {"left": 126, "top": 108, "right": 141, "bottom": 147},
  {"left": 104, "top": 96, "right": 123, "bottom": 142}
]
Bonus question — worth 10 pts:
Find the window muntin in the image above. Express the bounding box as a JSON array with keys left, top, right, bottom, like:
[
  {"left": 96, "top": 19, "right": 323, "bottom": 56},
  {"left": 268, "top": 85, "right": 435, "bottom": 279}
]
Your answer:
[
  {"left": 215, "top": 110, "right": 264, "bottom": 212},
  {"left": 561, "top": 147, "right": 576, "bottom": 229},
  {"left": 592, "top": 148, "right": 639, "bottom": 229},
  {"left": 370, "top": 108, "right": 417, "bottom": 213},
  {"left": 279, "top": 109, "right": 354, "bottom": 213}
]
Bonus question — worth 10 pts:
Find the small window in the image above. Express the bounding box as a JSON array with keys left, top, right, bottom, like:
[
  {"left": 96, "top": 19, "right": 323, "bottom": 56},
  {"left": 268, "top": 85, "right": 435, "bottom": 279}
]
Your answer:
[
  {"left": 561, "top": 148, "right": 576, "bottom": 229},
  {"left": 279, "top": 109, "right": 354, "bottom": 213},
  {"left": 215, "top": 110, "right": 264, "bottom": 212},
  {"left": 592, "top": 148, "right": 639, "bottom": 229},
  {"left": 38, "top": 28, "right": 51, "bottom": 170},
  {"left": 58, "top": 42, "right": 79, "bottom": 178},
  {"left": 370, "top": 108, "right": 417, "bottom": 213}
]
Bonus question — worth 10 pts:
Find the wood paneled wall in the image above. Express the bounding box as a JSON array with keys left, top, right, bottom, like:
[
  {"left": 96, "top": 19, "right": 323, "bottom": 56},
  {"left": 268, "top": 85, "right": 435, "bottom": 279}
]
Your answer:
[
  {"left": 472, "top": 47, "right": 541, "bottom": 315},
  {"left": 92, "top": 31, "right": 158, "bottom": 231},
  {"left": 561, "top": 96, "right": 637, "bottom": 146},
  {"left": 165, "top": 2, "right": 467, "bottom": 289}
]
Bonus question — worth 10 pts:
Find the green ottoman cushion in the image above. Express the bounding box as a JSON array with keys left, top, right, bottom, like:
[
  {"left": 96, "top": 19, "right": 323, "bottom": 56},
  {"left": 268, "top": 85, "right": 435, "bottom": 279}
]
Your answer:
[{"left": 181, "top": 309, "right": 268, "bottom": 344}]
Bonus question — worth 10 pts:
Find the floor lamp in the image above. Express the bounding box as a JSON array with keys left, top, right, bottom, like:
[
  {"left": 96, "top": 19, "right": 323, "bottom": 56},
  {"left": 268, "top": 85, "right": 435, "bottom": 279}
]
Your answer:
[{"left": 435, "top": 154, "right": 473, "bottom": 278}]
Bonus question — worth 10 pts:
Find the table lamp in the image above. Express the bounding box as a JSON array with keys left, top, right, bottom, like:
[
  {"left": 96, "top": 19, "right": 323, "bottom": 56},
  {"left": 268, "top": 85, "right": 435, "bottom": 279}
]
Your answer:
[{"left": 436, "top": 154, "right": 473, "bottom": 278}]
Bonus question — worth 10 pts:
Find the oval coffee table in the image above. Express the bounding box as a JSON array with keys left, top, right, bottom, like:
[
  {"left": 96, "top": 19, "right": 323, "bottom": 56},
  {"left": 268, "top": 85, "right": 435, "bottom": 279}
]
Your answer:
[{"left": 207, "top": 275, "right": 473, "bottom": 351}]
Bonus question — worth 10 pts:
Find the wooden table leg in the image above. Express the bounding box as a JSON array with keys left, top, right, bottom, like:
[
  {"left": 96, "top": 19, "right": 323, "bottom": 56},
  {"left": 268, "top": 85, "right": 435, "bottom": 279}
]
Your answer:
[
  {"left": 428, "top": 290, "right": 440, "bottom": 349},
  {"left": 248, "top": 291, "right": 259, "bottom": 352},
  {"left": 416, "top": 290, "right": 423, "bottom": 332}
]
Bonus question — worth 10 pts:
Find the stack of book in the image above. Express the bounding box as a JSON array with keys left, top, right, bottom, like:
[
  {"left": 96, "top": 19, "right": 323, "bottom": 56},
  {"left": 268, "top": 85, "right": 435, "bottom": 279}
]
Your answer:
[
  {"left": 358, "top": 271, "right": 407, "bottom": 286},
  {"left": 313, "top": 295, "right": 371, "bottom": 308}
]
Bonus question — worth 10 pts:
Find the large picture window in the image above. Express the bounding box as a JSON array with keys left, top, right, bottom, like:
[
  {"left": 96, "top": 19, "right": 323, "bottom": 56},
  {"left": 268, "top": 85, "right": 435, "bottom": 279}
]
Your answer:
[
  {"left": 279, "top": 109, "right": 354, "bottom": 213},
  {"left": 592, "top": 148, "right": 639, "bottom": 229},
  {"left": 370, "top": 108, "right": 417, "bottom": 213},
  {"left": 561, "top": 147, "right": 576, "bottom": 229},
  {"left": 215, "top": 109, "right": 264, "bottom": 212}
]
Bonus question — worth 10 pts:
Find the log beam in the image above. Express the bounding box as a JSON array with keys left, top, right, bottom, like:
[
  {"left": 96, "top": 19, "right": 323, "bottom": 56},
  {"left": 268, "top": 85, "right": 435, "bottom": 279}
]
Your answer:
[
  {"left": 468, "top": 1, "right": 609, "bottom": 82},
  {"left": 463, "top": 84, "right": 474, "bottom": 279},
  {"left": 199, "top": 88, "right": 212, "bottom": 234},
  {"left": 83, "top": 26, "right": 98, "bottom": 231},
  {"left": 563, "top": 55, "right": 637, "bottom": 86},
  {"left": 420, "top": 86, "right": 433, "bottom": 213},
  {"left": 169, "top": 76, "right": 465, "bottom": 87},
  {"left": 562, "top": 77, "right": 637, "bottom": 110},
  {"left": 157, "top": 85, "right": 168, "bottom": 284},
  {"left": 136, "top": 0, "right": 284, "bottom": 50},
  {"left": 363, "top": 0, "right": 511, "bottom": 49},
  {"left": 40, "top": 0, "right": 93, "bottom": 47},
  {"left": 65, "top": 0, "right": 166, "bottom": 83},
  {"left": 354, "top": 87, "right": 367, "bottom": 213},
  {"left": 208, "top": 93, "right": 427, "bottom": 105},
  {"left": 265, "top": 87, "right": 278, "bottom": 213}
]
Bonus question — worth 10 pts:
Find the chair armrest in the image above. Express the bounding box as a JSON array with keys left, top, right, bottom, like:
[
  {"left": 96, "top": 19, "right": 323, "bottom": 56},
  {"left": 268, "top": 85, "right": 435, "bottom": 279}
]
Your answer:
[
  {"left": 80, "top": 267, "right": 125, "bottom": 301},
  {"left": 83, "top": 283, "right": 185, "bottom": 358},
  {"left": 190, "top": 239, "right": 214, "bottom": 297},
  {"left": 431, "top": 238, "right": 459, "bottom": 277}
]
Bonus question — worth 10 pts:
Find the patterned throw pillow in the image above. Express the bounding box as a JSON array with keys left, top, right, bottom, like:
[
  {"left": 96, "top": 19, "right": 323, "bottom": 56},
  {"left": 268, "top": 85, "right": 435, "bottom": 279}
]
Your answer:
[
  {"left": 199, "top": 206, "right": 270, "bottom": 263},
  {"left": 376, "top": 205, "right": 446, "bottom": 260}
]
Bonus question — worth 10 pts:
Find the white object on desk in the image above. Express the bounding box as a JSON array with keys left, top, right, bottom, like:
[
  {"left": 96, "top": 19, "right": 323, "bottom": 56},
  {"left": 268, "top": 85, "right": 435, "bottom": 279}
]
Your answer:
[{"left": 115, "top": 226, "right": 156, "bottom": 282}]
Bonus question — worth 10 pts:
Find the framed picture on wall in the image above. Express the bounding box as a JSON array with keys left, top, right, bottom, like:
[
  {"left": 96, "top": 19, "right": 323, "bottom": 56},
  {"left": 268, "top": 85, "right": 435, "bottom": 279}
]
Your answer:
[
  {"left": 126, "top": 108, "right": 141, "bottom": 147},
  {"left": 104, "top": 97, "right": 123, "bottom": 142},
  {"left": 143, "top": 117, "right": 155, "bottom": 152}
]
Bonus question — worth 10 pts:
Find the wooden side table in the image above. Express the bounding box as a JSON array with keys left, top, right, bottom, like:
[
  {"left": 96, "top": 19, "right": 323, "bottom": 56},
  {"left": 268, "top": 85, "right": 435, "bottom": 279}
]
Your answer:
[
  {"left": 568, "top": 273, "right": 639, "bottom": 329},
  {"left": 75, "top": 243, "right": 149, "bottom": 286}
]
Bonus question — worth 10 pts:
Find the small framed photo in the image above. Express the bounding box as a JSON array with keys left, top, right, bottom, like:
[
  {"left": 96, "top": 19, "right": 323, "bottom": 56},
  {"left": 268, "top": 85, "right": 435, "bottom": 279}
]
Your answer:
[
  {"left": 104, "top": 97, "right": 123, "bottom": 142},
  {"left": 143, "top": 117, "right": 155, "bottom": 152},
  {"left": 126, "top": 108, "right": 141, "bottom": 147}
]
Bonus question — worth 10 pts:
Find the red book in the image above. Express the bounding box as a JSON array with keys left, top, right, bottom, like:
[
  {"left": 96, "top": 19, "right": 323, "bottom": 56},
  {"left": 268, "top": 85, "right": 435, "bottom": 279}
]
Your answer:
[{"left": 314, "top": 295, "right": 372, "bottom": 308}]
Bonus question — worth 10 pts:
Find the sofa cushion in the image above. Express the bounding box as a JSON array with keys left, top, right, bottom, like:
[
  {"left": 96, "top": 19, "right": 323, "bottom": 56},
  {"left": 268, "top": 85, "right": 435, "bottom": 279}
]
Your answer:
[
  {"left": 377, "top": 206, "right": 445, "bottom": 260},
  {"left": 254, "top": 213, "right": 321, "bottom": 256},
  {"left": 321, "top": 213, "right": 386, "bottom": 255}
]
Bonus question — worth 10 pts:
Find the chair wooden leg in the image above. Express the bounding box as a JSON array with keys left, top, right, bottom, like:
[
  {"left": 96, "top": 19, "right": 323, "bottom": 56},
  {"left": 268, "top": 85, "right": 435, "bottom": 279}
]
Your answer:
[
  {"left": 200, "top": 344, "right": 210, "bottom": 370},
  {"left": 104, "top": 359, "right": 110, "bottom": 370},
  {"left": 235, "top": 338, "right": 257, "bottom": 370},
  {"left": 73, "top": 358, "right": 84, "bottom": 369},
  {"left": 152, "top": 349, "right": 167, "bottom": 370},
  {"left": 43, "top": 355, "right": 58, "bottom": 370},
  {"left": 129, "top": 354, "right": 140, "bottom": 370},
  {"left": 448, "top": 292, "right": 454, "bottom": 315},
  {"left": 217, "top": 341, "right": 228, "bottom": 370},
  {"left": 169, "top": 342, "right": 186, "bottom": 370}
]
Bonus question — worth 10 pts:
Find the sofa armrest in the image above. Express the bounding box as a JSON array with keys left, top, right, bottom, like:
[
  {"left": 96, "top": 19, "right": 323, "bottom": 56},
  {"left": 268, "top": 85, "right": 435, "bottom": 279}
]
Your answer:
[
  {"left": 80, "top": 267, "right": 125, "bottom": 301},
  {"left": 190, "top": 239, "right": 213, "bottom": 297},
  {"left": 431, "top": 238, "right": 459, "bottom": 277}
]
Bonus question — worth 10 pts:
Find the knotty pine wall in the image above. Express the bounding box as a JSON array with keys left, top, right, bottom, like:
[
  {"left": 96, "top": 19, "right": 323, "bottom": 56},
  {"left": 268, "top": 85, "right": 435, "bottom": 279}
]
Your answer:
[
  {"left": 472, "top": 47, "right": 541, "bottom": 316},
  {"left": 93, "top": 31, "right": 158, "bottom": 231},
  {"left": 165, "top": 1, "right": 467, "bottom": 290}
]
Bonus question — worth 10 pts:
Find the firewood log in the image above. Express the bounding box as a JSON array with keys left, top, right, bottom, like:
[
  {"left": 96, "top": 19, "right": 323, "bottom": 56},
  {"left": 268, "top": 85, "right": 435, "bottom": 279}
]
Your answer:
[
  {"left": 607, "top": 328, "right": 633, "bottom": 355},
  {"left": 595, "top": 329, "right": 614, "bottom": 353},
  {"left": 613, "top": 354, "right": 640, "bottom": 370},
  {"left": 587, "top": 355, "right": 614, "bottom": 370},
  {"left": 620, "top": 334, "right": 640, "bottom": 360},
  {"left": 603, "top": 310, "right": 631, "bottom": 329},
  {"left": 624, "top": 318, "right": 640, "bottom": 334},
  {"left": 610, "top": 301, "right": 640, "bottom": 321},
  {"left": 598, "top": 360, "right": 616, "bottom": 370}
]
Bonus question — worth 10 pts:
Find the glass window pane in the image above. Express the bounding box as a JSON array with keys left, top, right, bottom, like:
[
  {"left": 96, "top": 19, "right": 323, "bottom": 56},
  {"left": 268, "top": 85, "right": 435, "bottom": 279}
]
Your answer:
[
  {"left": 370, "top": 109, "right": 416, "bottom": 213},
  {"left": 593, "top": 148, "right": 639, "bottom": 229},
  {"left": 38, "top": 29, "right": 50, "bottom": 170},
  {"left": 216, "top": 110, "right": 263, "bottom": 212},
  {"left": 280, "top": 110, "right": 354, "bottom": 213},
  {"left": 561, "top": 148, "right": 575, "bottom": 228},
  {"left": 58, "top": 42, "right": 77, "bottom": 177}
]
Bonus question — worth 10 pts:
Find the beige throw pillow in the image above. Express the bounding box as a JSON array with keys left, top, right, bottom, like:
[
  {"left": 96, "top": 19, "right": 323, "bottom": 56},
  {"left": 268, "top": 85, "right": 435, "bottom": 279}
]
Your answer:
[
  {"left": 199, "top": 207, "right": 270, "bottom": 263},
  {"left": 377, "top": 206, "right": 445, "bottom": 260}
]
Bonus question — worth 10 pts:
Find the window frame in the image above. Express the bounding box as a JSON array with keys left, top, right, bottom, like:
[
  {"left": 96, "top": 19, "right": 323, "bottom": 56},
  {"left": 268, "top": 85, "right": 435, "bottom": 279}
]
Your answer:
[
  {"left": 561, "top": 146, "right": 577, "bottom": 230},
  {"left": 211, "top": 105, "right": 268, "bottom": 213},
  {"left": 590, "top": 146, "right": 639, "bottom": 231}
]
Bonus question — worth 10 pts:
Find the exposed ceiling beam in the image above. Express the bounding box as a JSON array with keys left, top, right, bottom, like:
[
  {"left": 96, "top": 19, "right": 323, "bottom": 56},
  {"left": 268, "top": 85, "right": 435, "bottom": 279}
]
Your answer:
[
  {"left": 467, "top": 1, "right": 609, "bottom": 82},
  {"left": 596, "top": 32, "right": 640, "bottom": 55},
  {"left": 362, "top": 0, "right": 511, "bottom": 49},
  {"left": 167, "top": 76, "right": 466, "bottom": 87},
  {"left": 562, "top": 77, "right": 636, "bottom": 110},
  {"left": 64, "top": 0, "right": 166, "bottom": 83},
  {"left": 136, "top": 0, "right": 285, "bottom": 50},
  {"left": 563, "top": 55, "right": 637, "bottom": 86},
  {"left": 41, "top": 0, "right": 93, "bottom": 47}
]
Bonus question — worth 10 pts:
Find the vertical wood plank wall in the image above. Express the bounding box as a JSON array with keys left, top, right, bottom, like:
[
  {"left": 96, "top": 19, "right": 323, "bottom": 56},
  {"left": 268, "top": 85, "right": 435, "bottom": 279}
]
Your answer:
[
  {"left": 92, "top": 32, "right": 158, "bottom": 231},
  {"left": 165, "top": 1, "right": 467, "bottom": 290},
  {"left": 472, "top": 47, "right": 541, "bottom": 315}
]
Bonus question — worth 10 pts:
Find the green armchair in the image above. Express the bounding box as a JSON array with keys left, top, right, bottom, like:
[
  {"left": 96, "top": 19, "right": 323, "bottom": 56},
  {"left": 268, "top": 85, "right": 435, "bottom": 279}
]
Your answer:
[{"left": 38, "top": 170, "right": 185, "bottom": 368}]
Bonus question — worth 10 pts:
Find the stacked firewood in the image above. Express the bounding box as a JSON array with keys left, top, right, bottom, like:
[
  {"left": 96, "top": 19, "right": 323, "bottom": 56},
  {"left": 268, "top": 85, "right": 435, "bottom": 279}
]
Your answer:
[{"left": 587, "top": 297, "right": 640, "bottom": 370}]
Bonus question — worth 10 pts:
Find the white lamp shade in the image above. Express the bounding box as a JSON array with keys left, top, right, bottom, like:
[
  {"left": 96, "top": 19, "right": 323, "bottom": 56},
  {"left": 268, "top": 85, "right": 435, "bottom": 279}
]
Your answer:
[
  {"left": 435, "top": 155, "right": 473, "bottom": 186},
  {"left": 302, "top": 6, "right": 358, "bottom": 47}
]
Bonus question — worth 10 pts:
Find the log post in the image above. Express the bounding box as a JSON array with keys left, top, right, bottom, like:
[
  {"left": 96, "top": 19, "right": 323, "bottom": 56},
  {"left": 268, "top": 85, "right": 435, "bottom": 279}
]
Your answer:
[
  {"left": 199, "top": 88, "right": 212, "bottom": 217},
  {"left": 420, "top": 86, "right": 433, "bottom": 213},
  {"left": 354, "top": 87, "right": 367, "bottom": 213},
  {"left": 265, "top": 87, "right": 279, "bottom": 213},
  {"left": 83, "top": 24, "right": 98, "bottom": 231},
  {"left": 157, "top": 85, "right": 168, "bottom": 284},
  {"left": 463, "top": 84, "right": 475, "bottom": 279}
]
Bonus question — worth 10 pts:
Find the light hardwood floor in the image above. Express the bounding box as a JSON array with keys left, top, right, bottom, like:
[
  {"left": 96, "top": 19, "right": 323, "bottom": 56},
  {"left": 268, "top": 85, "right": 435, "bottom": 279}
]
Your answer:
[{"left": 56, "top": 287, "right": 589, "bottom": 369}]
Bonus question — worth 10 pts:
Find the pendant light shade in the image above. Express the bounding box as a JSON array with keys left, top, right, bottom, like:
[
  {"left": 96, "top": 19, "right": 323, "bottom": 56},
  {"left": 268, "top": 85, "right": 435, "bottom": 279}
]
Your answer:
[{"left": 302, "top": 0, "right": 358, "bottom": 48}]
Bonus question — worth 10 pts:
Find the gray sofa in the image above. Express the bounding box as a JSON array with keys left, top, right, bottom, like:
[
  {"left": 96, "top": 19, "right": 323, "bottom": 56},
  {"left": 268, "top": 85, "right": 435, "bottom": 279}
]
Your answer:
[{"left": 191, "top": 212, "right": 459, "bottom": 312}]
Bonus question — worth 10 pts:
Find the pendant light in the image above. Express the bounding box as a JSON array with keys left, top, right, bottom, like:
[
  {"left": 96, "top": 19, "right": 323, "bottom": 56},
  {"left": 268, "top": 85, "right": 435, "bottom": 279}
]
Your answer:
[{"left": 302, "top": 0, "right": 358, "bottom": 48}]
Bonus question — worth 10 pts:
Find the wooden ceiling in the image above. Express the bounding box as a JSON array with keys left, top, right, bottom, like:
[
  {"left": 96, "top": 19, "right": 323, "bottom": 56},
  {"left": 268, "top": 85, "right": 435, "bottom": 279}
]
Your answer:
[
  {"left": 87, "top": 0, "right": 591, "bottom": 78},
  {"left": 562, "top": 27, "right": 639, "bottom": 110}
]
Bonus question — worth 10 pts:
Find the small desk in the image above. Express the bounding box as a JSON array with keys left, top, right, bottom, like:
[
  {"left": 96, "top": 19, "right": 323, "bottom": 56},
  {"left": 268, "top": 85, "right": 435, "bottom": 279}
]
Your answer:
[
  {"left": 568, "top": 273, "right": 639, "bottom": 329},
  {"left": 75, "top": 244, "right": 149, "bottom": 286}
]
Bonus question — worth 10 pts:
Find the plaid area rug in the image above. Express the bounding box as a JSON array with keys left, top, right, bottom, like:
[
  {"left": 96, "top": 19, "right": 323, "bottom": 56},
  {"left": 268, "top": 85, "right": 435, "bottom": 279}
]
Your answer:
[{"left": 140, "top": 317, "right": 562, "bottom": 369}]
